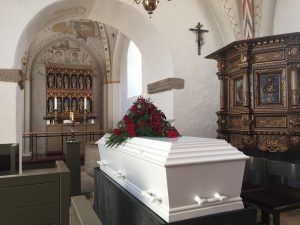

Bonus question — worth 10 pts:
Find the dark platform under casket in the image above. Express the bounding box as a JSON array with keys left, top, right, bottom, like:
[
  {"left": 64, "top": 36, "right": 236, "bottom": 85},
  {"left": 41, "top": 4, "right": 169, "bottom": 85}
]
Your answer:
[{"left": 94, "top": 168, "right": 257, "bottom": 225}]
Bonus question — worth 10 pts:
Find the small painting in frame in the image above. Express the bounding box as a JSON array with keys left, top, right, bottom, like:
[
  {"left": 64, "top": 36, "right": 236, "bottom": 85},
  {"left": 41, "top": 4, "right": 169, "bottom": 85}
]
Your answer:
[
  {"left": 235, "top": 78, "right": 243, "bottom": 106},
  {"left": 259, "top": 74, "right": 280, "bottom": 104}
]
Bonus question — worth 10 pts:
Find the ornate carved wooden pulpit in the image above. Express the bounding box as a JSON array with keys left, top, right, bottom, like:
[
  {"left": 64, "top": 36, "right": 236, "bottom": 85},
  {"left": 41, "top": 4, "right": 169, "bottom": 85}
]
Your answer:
[{"left": 206, "top": 32, "right": 300, "bottom": 153}]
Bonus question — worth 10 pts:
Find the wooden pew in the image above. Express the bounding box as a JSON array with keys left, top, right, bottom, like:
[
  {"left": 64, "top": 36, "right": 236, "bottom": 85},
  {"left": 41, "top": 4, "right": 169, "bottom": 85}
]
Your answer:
[
  {"left": 0, "top": 160, "right": 70, "bottom": 225},
  {"left": 70, "top": 195, "right": 102, "bottom": 225},
  {"left": 241, "top": 158, "right": 300, "bottom": 225},
  {"left": 0, "top": 143, "right": 18, "bottom": 175}
]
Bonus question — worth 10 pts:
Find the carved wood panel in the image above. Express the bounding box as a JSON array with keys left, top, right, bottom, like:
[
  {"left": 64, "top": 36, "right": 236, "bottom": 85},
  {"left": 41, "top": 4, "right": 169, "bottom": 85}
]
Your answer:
[
  {"left": 206, "top": 32, "right": 300, "bottom": 152},
  {"left": 46, "top": 64, "right": 94, "bottom": 122},
  {"left": 255, "top": 117, "right": 287, "bottom": 128},
  {"left": 254, "top": 51, "right": 285, "bottom": 63}
]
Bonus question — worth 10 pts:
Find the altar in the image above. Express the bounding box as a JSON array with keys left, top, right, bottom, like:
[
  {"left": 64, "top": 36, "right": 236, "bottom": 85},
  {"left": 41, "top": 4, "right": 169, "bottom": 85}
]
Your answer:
[{"left": 94, "top": 168, "right": 257, "bottom": 225}]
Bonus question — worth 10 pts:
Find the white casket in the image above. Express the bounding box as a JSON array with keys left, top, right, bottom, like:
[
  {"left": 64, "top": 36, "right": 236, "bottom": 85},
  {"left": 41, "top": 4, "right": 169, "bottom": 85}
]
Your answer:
[{"left": 97, "top": 135, "right": 248, "bottom": 222}]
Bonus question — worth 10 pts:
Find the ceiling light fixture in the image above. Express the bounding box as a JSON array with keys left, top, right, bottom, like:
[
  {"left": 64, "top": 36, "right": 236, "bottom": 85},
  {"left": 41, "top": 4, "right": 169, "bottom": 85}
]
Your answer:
[{"left": 133, "top": 0, "right": 171, "bottom": 17}]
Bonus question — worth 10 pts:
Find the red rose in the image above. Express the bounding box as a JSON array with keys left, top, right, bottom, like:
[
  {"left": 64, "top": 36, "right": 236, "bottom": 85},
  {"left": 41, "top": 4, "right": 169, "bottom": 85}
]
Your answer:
[
  {"left": 130, "top": 105, "right": 138, "bottom": 112},
  {"left": 151, "top": 113, "right": 160, "bottom": 124},
  {"left": 113, "top": 129, "right": 121, "bottom": 136},
  {"left": 127, "top": 123, "right": 136, "bottom": 137},
  {"left": 123, "top": 115, "right": 130, "bottom": 124},
  {"left": 138, "top": 121, "right": 146, "bottom": 127},
  {"left": 140, "top": 98, "right": 146, "bottom": 104},
  {"left": 167, "top": 129, "right": 179, "bottom": 138}
]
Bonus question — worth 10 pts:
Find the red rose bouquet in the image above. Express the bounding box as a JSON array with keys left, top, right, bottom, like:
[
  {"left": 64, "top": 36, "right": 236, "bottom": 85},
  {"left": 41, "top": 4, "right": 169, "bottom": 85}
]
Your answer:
[{"left": 106, "top": 96, "right": 180, "bottom": 147}]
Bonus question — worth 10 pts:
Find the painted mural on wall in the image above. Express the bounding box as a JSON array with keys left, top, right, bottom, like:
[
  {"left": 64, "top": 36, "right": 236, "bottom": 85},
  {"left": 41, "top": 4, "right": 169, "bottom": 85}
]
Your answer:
[
  {"left": 26, "top": 19, "right": 117, "bottom": 81},
  {"left": 52, "top": 20, "right": 98, "bottom": 41},
  {"left": 43, "top": 39, "right": 91, "bottom": 65}
]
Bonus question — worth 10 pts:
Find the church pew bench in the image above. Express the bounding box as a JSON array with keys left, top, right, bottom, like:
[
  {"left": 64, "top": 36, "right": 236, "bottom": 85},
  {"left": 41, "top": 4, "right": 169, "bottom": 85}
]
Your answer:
[
  {"left": 241, "top": 158, "right": 300, "bottom": 225},
  {"left": 242, "top": 156, "right": 265, "bottom": 191},
  {"left": 0, "top": 143, "right": 18, "bottom": 175},
  {"left": 70, "top": 195, "right": 102, "bottom": 225},
  {"left": 0, "top": 160, "right": 70, "bottom": 225}
]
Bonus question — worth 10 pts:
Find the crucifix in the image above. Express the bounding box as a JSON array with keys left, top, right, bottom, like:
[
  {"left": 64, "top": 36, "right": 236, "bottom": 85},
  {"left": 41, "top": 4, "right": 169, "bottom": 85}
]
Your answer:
[{"left": 189, "top": 23, "right": 209, "bottom": 55}]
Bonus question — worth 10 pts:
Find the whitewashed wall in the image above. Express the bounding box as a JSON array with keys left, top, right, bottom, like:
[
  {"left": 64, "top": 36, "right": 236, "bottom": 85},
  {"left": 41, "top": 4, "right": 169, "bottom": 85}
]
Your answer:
[
  {"left": 273, "top": 0, "right": 300, "bottom": 34},
  {"left": 0, "top": 82, "right": 22, "bottom": 144},
  {"left": 0, "top": 0, "right": 299, "bottom": 140}
]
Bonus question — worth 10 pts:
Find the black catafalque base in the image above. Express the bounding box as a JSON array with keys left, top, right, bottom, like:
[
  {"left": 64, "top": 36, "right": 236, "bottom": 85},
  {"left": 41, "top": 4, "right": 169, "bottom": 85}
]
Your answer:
[{"left": 93, "top": 168, "right": 257, "bottom": 225}]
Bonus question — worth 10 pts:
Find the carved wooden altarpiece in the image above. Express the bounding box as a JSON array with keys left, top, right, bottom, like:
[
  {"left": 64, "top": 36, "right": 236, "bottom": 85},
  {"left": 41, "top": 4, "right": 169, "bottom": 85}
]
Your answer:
[
  {"left": 206, "top": 32, "right": 300, "bottom": 153},
  {"left": 46, "top": 64, "right": 94, "bottom": 123}
]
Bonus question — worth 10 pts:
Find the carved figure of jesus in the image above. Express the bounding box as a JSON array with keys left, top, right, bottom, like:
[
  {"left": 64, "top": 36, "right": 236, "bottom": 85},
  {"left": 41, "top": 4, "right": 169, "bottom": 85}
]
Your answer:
[{"left": 189, "top": 23, "right": 209, "bottom": 55}]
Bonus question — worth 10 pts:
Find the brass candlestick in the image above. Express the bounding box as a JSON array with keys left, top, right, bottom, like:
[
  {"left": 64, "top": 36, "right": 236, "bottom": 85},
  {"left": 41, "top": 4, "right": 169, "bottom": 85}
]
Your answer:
[
  {"left": 84, "top": 109, "right": 87, "bottom": 123},
  {"left": 54, "top": 109, "right": 58, "bottom": 124}
]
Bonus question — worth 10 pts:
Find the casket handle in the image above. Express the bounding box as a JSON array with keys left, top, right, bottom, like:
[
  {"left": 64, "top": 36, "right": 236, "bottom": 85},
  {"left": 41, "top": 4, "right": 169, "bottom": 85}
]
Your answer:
[
  {"left": 194, "top": 196, "right": 206, "bottom": 206},
  {"left": 194, "top": 193, "right": 227, "bottom": 206},
  {"left": 209, "top": 193, "right": 227, "bottom": 202},
  {"left": 98, "top": 160, "right": 107, "bottom": 166},
  {"left": 142, "top": 190, "right": 162, "bottom": 203},
  {"left": 116, "top": 170, "right": 126, "bottom": 179}
]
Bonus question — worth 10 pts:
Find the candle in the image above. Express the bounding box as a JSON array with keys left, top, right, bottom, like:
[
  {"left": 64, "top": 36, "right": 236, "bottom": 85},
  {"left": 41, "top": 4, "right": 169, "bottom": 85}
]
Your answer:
[
  {"left": 54, "top": 97, "right": 57, "bottom": 110},
  {"left": 84, "top": 97, "right": 87, "bottom": 110},
  {"left": 70, "top": 112, "right": 74, "bottom": 121}
]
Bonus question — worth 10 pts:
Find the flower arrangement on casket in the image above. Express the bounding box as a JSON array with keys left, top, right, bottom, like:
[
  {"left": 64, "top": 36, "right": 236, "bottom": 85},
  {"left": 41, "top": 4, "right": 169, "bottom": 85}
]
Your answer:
[{"left": 106, "top": 96, "right": 180, "bottom": 147}]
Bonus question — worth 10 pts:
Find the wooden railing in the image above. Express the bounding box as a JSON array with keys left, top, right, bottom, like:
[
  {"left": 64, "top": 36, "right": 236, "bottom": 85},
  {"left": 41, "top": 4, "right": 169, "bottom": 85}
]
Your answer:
[{"left": 22, "top": 130, "right": 106, "bottom": 159}]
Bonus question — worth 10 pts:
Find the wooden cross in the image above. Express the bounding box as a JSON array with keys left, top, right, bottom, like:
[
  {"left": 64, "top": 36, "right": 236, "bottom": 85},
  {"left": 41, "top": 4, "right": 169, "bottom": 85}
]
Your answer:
[{"left": 189, "top": 23, "right": 209, "bottom": 55}]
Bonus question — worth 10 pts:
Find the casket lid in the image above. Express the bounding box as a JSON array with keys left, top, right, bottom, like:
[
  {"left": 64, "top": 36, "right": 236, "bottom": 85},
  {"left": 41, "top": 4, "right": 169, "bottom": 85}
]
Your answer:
[{"left": 98, "top": 135, "right": 248, "bottom": 167}]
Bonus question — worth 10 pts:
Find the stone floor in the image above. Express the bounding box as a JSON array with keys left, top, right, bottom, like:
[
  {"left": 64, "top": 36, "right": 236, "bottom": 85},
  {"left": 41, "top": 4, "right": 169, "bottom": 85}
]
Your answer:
[
  {"left": 256, "top": 209, "right": 300, "bottom": 225},
  {"left": 280, "top": 209, "right": 300, "bottom": 225}
]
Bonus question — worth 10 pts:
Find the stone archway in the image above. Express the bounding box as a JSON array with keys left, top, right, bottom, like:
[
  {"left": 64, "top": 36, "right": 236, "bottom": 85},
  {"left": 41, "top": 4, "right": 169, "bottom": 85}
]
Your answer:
[{"left": 14, "top": 0, "right": 174, "bottom": 136}]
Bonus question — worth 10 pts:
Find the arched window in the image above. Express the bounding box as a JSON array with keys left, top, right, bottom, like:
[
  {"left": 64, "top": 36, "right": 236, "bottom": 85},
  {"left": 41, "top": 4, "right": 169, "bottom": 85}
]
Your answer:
[{"left": 127, "top": 41, "right": 142, "bottom": 98}]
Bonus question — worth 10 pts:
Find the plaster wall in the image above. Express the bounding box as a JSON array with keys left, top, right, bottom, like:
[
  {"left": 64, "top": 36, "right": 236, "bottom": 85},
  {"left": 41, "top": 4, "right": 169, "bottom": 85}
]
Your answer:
[
  {"left": 0, "top": 82, "right": 22, "bottom": 144},
  {"left": 143, "top": 0, "right": 223, "bottom": 137},
  {"left": 88, "top": 0, "right": 175, "bottom": 123},
  {"left": 1, "top": 0, "right": 293, "bottom": 140},
  {"left": 273, "top": 0, "right": 300, "bottom": 34},
  {"left": 0, "top": 0, "right": 65, "bottom": 69}
]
